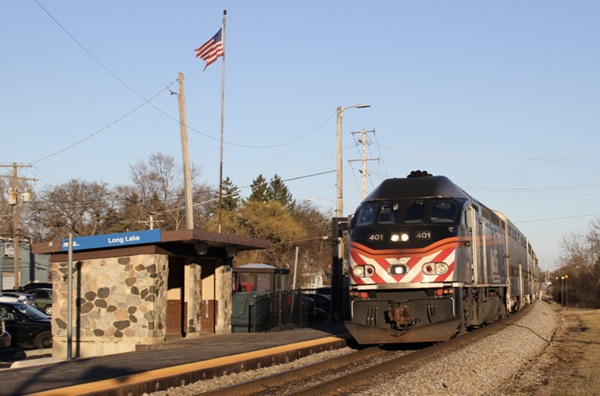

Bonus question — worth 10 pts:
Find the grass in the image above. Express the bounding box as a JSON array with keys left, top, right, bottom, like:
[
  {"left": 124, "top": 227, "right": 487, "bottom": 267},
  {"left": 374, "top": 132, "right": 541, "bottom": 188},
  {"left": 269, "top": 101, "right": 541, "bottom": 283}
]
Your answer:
[{"left": 542, "top": 307, "right": 600, "bottom": 395}]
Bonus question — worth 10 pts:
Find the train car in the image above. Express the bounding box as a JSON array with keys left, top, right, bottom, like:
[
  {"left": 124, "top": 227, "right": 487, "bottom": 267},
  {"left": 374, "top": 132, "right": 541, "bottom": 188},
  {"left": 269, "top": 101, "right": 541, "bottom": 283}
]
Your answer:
[
  {"left": 494, "top": 211, "right": 539, "bottom": 311},
  {"left": 346, "top": 171, "right": 537, "bottom": 344}
]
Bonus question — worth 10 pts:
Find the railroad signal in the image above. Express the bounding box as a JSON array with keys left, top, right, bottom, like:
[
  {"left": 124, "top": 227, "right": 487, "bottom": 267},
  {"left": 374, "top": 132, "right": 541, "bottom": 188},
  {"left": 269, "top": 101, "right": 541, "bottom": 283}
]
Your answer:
[{"left": 337, "top": 218, "right": 349, "bottom": 238}]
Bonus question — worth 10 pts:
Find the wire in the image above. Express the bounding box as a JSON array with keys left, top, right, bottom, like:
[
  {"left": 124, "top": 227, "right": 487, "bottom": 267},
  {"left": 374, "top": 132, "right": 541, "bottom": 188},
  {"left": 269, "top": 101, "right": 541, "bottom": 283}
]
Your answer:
[
  {"left": 35, "top": 1, "right": 337, "bottom": 151},
  {"left": 516, "top": 213, "right": 600, "bottom": 224},
  {"left": 466, "top": 182, "right": 600, "bottom": 193},
  {"left": 35, "top": 0, "right": 163, "bottom": 110},
  {"left": 371, "top": 132, "right": 389, "bottom": 181},
  {"left": 189, "top": 111, "right": 337, "bottom": 149},
  {"left": 380, "top": 144, "right": 600, "bottom": 163},
  {"left": 281, "top": 170, "right": 336, "bottom": 183},
  {"left": 31, "top": 82, "right": 175, "bottom": 164}
]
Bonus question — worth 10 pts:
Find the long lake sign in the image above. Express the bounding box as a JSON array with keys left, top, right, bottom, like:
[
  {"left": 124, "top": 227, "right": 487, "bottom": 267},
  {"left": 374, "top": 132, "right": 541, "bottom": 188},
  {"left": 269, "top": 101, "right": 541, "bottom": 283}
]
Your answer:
[{"left": 61, "top": 230, "right": 162, "bottom": 252}]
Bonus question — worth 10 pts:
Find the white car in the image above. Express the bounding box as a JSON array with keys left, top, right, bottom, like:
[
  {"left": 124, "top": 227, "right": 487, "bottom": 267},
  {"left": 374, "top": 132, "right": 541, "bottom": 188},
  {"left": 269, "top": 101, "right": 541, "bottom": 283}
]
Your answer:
[
  {"left": 0, "top": 293, "right": 28, "bottom": 305},
  {"left": 1, "top": 291, "right": 36, "bottom": 306}
]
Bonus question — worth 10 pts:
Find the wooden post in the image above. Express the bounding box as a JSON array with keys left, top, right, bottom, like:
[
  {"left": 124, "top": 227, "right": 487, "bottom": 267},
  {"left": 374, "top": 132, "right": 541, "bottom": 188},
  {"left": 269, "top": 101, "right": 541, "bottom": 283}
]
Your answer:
[{"left": 178, "top": 72, "right": 194, "bottom": 230}]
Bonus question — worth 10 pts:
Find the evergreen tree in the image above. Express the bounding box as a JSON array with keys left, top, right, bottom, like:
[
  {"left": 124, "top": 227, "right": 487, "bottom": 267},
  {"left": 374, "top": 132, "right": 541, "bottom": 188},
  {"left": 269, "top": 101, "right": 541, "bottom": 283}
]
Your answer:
[
  {"left": 221, "top": 177, "right": 241, "bottom": 211},
  {"left": 267, "top": 174, "right": 295, "bottom": 210},
  {"left": 247, "top": 174, "right": 269, "bottom": 202}
]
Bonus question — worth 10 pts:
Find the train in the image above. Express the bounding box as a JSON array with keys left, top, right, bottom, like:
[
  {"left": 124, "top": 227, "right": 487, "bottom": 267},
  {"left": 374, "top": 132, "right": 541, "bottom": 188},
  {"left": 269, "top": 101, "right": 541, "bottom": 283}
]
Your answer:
[{"left": 345, "top": 171, "right": 539, "bottom": 344}]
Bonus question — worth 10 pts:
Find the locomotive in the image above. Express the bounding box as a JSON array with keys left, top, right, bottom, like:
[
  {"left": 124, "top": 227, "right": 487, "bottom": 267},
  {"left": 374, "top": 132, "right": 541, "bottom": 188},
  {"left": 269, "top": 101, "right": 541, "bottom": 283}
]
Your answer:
[{"left": 345, "top": 171, "right": 538, "bottom": 344}]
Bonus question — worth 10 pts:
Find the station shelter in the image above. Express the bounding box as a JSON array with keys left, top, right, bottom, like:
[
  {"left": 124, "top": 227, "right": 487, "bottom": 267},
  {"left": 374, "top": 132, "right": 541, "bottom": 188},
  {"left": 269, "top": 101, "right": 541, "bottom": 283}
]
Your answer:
[
  {"left": 231, "top": 263, "right": 290, "bottom": 333},
  {"left": 32, "top": 229, "right": 270, "bottom": 358}
]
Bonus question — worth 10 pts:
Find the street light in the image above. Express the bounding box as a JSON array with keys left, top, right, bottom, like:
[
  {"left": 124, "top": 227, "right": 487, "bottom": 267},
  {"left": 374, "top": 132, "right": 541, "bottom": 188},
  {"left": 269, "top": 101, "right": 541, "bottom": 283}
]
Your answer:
[
  {"left": 333, "top": 103, "right": 370, "bottom": 324},
  {"left": 565, "top": 274, "right": 569, "bottom": 308},
  {"left": 336, "top": 104, "right": 370, "bottom": 219},
  {"left": 561, "top": 275, "right": 565, "bottom": 307}
]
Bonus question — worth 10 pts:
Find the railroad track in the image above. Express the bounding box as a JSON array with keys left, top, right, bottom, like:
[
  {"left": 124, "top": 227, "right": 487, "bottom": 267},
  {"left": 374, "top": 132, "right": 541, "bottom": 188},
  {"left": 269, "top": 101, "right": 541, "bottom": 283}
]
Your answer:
[
  {"left": 197, "top": 308, "right": 529, "bottom": 395},
  {"left": 199, "top": 345, "right": 399, "bottom": 396}
]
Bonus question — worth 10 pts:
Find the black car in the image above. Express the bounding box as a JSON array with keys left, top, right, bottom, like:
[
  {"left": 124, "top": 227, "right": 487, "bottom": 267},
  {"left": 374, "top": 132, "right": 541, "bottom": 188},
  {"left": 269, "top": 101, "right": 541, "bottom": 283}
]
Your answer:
[
  {"left": 0, "top": 302, "right": 52, "bottom": 349},
  {"left": 19, "top": 282, "right": 52, "bottom": 293}
]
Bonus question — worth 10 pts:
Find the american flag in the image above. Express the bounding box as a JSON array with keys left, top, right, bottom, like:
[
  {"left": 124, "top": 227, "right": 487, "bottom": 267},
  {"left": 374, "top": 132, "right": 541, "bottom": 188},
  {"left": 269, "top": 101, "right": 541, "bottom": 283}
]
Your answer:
[{"left": 195, "top": 28, "right": 224, "bottom": 70}]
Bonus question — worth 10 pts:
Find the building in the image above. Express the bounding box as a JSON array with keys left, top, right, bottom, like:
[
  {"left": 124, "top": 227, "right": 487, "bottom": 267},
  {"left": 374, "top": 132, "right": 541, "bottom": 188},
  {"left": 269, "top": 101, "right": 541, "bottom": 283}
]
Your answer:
[
  {"left": 1, "top": 237, "right": 50, "bottom": 290},
  {"left": 32, "top": 229, "right": 270, "bottom": 358}
]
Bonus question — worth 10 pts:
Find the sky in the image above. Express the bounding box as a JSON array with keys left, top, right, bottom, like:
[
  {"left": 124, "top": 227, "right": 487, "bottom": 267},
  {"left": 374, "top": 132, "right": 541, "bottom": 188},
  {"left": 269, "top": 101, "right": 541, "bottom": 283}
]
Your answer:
[{"left": 2, "top": 1, "right": 600, "bottom": 272}]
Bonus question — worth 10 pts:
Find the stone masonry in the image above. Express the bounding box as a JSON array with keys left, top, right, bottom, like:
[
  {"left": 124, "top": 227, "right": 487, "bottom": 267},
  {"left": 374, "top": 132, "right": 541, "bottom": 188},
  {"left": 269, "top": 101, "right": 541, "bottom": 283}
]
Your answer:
[{"left": 50, "top": 253, "right": 169, "bottom": 358}]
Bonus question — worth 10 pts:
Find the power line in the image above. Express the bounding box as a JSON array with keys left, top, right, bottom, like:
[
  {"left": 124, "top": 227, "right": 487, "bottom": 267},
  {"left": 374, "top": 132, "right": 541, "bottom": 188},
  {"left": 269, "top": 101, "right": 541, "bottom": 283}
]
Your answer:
[
  {"left": 36, "top": 1, "right": 336, "bottom": 151},
  {"left": 35, "top": 0, "right": 163, "bottom": 109},
  {"left": 466, "top": 182, "right": 600, "bottom": 193},
  {"left": 31, "top": 82, "right": 175, "bottom": 165},
  {"left": 516, "top": 212, "right": 600, "bottom": 224},
  {"left": 282, "top": 170, "right": 336, "bottom": 182},
  {"left": 188, "top": 111, "right": 337, "bottom": 149},
  {"left": 380, "top": 144, "right": 600, "bottom": 163}
]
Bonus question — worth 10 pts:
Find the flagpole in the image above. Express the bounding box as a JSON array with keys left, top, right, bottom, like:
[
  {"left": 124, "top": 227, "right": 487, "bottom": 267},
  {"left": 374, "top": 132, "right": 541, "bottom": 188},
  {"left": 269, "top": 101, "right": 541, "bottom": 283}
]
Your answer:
[{"left": 218, "top": 9, "right": 227, "bottom": 233}]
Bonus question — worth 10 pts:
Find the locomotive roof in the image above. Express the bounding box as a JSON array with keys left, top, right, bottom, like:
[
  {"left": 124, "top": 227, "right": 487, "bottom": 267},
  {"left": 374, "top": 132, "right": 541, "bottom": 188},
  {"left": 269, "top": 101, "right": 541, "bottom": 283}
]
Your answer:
[{"left": 364, "top": 175, "right": 471, "bottom": 201}]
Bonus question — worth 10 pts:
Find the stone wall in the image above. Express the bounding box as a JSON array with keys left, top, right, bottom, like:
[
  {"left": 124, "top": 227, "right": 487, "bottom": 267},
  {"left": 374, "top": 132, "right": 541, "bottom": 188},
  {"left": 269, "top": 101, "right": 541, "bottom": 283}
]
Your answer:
[
  {"left": 50, "top": 253, "right": 169, "bottom": 358},
  {"left": 185, "top": 262, "right": 202, "bottom": 335}
]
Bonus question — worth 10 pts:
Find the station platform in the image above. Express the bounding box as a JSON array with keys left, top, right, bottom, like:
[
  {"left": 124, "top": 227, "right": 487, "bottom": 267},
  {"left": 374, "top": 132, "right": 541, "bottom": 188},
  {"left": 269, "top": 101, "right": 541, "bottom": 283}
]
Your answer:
[{"left": 1, "top": 323, "right": 349, "bottom": 396}]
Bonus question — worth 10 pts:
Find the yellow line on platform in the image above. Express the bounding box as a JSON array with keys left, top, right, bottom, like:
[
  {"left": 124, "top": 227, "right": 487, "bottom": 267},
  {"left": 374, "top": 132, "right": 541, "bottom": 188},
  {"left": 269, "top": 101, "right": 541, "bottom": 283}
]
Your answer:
[{"left": 26, "top": 336, "right": 346, "bottom": 396}]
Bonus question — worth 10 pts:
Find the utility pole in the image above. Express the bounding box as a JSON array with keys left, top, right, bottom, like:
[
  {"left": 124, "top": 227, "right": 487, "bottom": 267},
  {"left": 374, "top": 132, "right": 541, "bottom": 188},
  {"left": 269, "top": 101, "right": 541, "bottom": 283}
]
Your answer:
[
  {"left": 349, "top": 129, "right": 378, "bottom": 199},
  {"left": 177, "top": 72, "right": 194, "bottom": 230},
  {"left": 137, "top": 213, "right": 164, "bottom": 230},
  {"left": 1, "top": 163, "right": 36, "bottom": 289}
]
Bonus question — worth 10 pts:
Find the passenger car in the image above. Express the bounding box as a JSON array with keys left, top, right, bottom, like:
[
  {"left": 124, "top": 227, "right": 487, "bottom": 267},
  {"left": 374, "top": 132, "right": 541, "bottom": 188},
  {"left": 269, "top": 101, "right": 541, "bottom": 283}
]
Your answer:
[
  {"left": 1, "top": 291, "right": 36, "bottom": 307},
  {"left": 29, "top": 288, "right": 53, "bottom": 316},
  {"left": 0, "top": 302, "right": 52, "bottom": 349},
  {"left": 0, "top": 292, "right": 29, "bottom": 305},
  {"left": 19, "top": 282, "right": 52, "bottom": 292}
]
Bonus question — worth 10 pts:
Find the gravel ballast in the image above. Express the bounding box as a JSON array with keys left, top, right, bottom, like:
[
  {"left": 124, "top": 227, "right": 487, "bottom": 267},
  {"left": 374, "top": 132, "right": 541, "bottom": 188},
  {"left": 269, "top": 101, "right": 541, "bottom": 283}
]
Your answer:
[
  {"left": 146, "top": 301, "right": 558, "bottom": 396},
  {"left": 354, "top": 301, "right": 558, "bottom": 395}
]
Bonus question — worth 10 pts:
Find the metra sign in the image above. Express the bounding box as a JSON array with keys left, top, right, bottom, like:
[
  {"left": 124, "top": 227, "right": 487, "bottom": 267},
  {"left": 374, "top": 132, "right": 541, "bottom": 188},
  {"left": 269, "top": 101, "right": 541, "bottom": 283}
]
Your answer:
[{"left": 61, "top": 229, "right": 162, "bottom": 251}]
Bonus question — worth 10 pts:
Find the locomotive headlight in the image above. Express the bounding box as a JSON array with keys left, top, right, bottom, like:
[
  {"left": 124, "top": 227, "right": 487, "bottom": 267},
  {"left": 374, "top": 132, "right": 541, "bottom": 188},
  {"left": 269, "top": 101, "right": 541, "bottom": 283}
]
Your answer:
[
  {"left": 353, "top": 266, "right": 365, "bottom": 277},
  {"left": 391, "top": 233, "right": 409, "bottom": 242},
  {"left": 390, "top": 264, "right": 407, "bottom": 275}
]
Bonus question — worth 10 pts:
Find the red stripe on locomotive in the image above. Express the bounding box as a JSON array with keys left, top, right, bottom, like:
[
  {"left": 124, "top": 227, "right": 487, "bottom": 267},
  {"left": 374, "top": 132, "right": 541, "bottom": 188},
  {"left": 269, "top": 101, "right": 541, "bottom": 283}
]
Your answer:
[{"left": 350, "top": 237, "right": 459, "bottom": 285}]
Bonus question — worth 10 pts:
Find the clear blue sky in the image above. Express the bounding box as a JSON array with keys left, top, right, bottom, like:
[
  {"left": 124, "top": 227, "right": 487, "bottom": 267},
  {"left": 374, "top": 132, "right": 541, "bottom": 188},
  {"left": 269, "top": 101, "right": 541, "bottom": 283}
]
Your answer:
[{"left": 3, "top": 1, "right": 600, "bottom": 271}]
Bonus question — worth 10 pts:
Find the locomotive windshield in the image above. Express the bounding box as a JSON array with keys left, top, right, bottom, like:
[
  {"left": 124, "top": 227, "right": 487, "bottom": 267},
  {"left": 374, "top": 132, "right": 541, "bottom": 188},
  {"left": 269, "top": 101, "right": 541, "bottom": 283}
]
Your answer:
[{"left": 353, "top": 199, "right": 459, "bottom": 227}]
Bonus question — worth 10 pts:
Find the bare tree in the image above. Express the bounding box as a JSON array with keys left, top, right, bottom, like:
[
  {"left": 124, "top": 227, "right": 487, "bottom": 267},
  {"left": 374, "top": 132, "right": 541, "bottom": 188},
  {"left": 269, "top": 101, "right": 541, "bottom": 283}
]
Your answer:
[
  {"left": 557, "top": 218, "right": 600, "bottom": 308},
  {"left": 0, "top": 177, "right": 12, "bottom": 237},
  {"left": 290, "top": 200, "right": 334, "bottom": 286},
  {"left": 29, "top": 179, "right": 116, "bottom": 240},
  {"left": 128, "top": 152, "right": 208, "bottom": 231}
]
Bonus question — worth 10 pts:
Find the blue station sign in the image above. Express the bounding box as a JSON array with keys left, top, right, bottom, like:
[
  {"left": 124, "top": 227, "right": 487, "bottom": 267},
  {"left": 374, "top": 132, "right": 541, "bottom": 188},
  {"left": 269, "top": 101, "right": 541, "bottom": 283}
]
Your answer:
[{"left": 61, "top": 229, "right": 162, "bottom": 252}]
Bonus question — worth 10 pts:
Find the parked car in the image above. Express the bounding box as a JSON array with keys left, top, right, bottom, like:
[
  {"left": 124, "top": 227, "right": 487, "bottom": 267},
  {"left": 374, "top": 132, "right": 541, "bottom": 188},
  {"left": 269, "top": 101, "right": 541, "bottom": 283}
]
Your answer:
[
  {"left": 19, "top": 282, "right": 52, "bottom": 293},
  {"left": 0, "top": 292, "right": 29, "bottom": 305},
  {"left": 0, "top": 318, "right": 10, "bottom": 349},
  {"left": 29, "top": 288, "right": 53, "bottom": 316},
  {"left": 0, "top": 302, "right": 52, "bottom": 349},
  {"left": 1, "top": 290, "right": 36, "bottom": 307},
  {"left": 307, "top": 294, "right": 332, "bottom": 315}
]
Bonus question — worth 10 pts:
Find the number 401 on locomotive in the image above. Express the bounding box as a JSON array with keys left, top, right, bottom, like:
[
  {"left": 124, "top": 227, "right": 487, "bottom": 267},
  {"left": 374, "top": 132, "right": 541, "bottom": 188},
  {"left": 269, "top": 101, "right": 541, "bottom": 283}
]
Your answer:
[{"left": 345, "top": 171, "right": 539, "bottom": 344}]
